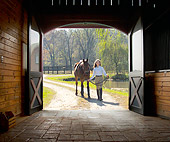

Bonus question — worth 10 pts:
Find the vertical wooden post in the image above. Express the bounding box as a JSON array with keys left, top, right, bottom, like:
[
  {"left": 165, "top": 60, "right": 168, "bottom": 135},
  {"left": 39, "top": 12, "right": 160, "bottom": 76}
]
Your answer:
[
  {"left": 64, "top": 66, "right": 65, "bottom": 74},
  {"left": 70, "top": 65, "right": 72, "bottom": 74}
]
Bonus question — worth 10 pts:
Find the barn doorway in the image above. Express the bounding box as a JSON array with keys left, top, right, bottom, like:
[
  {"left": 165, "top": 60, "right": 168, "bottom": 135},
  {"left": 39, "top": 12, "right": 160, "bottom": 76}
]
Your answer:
[
  {"left": 42, "top": 26, "right": 129, "bottom": 111},
  {"left": 27, "top": 16, "right": 144, "bottom": 115}
]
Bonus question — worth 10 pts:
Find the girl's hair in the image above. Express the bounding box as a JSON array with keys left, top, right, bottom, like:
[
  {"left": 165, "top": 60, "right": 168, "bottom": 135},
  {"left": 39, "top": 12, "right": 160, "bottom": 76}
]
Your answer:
[{"left": 93, "top": 59, "right": 101, "bottom": 68}]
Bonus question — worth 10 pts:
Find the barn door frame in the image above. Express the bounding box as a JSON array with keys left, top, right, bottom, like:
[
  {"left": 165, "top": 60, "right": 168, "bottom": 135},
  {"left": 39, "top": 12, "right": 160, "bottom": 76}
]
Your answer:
[
  {"left": 129, "top": 16, "right": 145, "bottom": 115},
  {"left": 25, "top": 13, "right": 43, "bottom": 115}
]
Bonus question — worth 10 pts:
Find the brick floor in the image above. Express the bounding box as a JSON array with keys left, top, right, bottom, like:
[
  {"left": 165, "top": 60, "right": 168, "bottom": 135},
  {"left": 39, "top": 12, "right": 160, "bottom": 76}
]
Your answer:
[{"left": 0, "top": 110, "right": 170, "bottom": 142}]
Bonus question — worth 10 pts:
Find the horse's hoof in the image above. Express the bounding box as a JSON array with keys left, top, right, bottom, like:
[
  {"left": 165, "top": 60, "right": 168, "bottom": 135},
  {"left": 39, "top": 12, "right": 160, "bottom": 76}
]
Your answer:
[
  {"left": 75, "top": 93, "right": 77, "bottom": 96},
  {"left": 88, "top": 97, "right": 91, "bottom": 99}
]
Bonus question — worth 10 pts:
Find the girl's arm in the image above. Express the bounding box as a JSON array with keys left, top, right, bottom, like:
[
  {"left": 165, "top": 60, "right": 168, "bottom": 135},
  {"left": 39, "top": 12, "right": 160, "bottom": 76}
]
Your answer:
[
  {"left": 102, "top": 67, "right": 107, "bottom": 76},
  {"left": 102, "top": 67, "right": 109, "bottom": 78}
]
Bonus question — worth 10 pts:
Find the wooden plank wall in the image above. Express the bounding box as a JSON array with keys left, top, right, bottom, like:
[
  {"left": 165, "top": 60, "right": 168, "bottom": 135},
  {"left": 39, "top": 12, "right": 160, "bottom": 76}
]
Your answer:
[
  {"left": 145, "top": 72, "right": 170, "bottom": 118},
  {"left": 0, "top": 0, "right": 27, "bottom": 116}
]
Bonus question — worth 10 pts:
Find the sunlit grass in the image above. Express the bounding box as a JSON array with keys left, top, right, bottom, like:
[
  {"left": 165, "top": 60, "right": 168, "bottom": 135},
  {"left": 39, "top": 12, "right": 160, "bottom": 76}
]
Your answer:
[
  {"left": 45, "top": 75, "right": 128, "bottom": 96},
  {"left": 43, "top": 87, "right": 56, "bottom": 108},
  {"left": 104, "top": 88, "right": 128, "bottom": 96}
]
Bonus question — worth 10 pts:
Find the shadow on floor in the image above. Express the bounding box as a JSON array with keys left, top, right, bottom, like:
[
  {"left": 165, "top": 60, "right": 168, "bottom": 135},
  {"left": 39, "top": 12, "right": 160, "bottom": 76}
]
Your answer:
[{"left": 84, "top": 97, "right": 119, "bottom": 106}]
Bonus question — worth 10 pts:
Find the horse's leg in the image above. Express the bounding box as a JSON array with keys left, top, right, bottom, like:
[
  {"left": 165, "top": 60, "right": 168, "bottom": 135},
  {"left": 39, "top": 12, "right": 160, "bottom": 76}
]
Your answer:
[
  {"left": 81, "top": 79, "right": 84, "bottom": 98},
  {"left": 87, "top": 80, "right": 90, "bottom": 99},
  {"left": 75, "top": 76, "right": 78, "bottom": 96}
]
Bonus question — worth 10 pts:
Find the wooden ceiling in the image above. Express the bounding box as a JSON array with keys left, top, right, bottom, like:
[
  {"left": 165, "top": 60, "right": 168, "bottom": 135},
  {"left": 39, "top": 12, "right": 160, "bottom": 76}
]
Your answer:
[{"left": 28, "top": 0, "right": 170, "bottom": 34}]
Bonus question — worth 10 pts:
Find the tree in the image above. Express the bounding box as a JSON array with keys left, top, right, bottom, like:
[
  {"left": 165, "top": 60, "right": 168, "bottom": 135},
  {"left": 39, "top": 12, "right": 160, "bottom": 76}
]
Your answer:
[
  {"left": 43, "top": 28, "right": 128, "bottom": 75},
  {"left": 97, "top": 29, "right": 128, "bottom": 74},
  {"left": 73, "top": 29, "right": 97, "bottom": 65},
  {"left": 43, "top": 30, "right": 69, "bottom": 67},
  {"left": 63, "top": 30, "right": 75, "bottom": 71},
  {"left": 43, "top": 31, "right": 58, "bottom": 67}
]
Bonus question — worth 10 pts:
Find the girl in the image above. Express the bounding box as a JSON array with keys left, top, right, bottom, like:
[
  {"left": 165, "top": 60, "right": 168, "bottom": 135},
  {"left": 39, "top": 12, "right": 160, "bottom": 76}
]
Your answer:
[{"left": 88, "top": 59, "right": 109, "bottom": 101}]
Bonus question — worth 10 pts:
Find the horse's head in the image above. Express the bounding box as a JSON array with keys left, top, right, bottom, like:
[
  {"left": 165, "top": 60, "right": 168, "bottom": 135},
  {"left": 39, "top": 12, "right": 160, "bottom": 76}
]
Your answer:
[{"left": 82, "top": 59, "right": 90, "bottom": 76}]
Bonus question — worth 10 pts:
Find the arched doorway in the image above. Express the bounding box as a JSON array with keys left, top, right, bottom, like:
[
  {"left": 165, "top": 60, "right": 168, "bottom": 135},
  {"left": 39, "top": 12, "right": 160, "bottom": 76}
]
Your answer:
[
  {"left": 26, "top": 14, "right": 145, "bottom": 115},
  {"left": 42, "top": 25, "right": 129, "bottom": 111}
]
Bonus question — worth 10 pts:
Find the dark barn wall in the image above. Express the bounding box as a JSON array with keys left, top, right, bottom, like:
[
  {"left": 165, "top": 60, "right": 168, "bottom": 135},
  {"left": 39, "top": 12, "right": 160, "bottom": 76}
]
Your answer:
[
  {"left": 145, "top": 12, "right": 170, "bottom": 71},
  {"left": 0, "top": 0, "right": 27, "bottom": 115},
  {"left": 145, "top": 11, "right": 170, "bottom": 118}
]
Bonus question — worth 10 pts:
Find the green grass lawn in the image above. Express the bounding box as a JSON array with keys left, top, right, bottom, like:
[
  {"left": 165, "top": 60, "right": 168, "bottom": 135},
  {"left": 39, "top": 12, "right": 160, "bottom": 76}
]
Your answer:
[
  {"left": 43, "top": 87, "right": 56, "bottom": 108},
  {"left": 46, "top": 75, "right": 128, "bottom": 96}
]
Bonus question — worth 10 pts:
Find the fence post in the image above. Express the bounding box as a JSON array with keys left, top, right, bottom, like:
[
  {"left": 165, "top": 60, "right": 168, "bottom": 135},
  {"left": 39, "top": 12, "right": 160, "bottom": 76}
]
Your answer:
[
  {"left": 64, "top": 66, "right": 65, "bottom": 74},
  {"left": 70, "top": 65, "right": 72, "bottom": 74}
]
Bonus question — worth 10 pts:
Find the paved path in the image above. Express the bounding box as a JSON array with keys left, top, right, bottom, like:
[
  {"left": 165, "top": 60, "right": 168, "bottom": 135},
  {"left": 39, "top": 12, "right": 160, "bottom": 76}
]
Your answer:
[
  {"left": 43, "top": 75, "right": 128, "bottom": 110},
  {"left": 1, "top": 110, "right": 170, "bottom": 141}
]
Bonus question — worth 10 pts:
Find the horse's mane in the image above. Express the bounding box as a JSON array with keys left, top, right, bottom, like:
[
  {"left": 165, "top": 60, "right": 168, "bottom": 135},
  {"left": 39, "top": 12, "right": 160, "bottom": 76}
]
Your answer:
[
  {"left": 74, "top": 62, "right": 79, "bottom": 69},
  {"left": 74, "top": 60, "right": 83, "bottom": 69}
]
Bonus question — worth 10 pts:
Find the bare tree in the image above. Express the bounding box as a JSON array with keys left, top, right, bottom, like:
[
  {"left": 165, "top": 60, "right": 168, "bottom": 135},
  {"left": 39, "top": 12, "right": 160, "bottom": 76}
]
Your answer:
[
  {"left": 63, "top": 30, "right": 75, "bottom": 71},
  {"left": 43, "top": 30, "right": 62, "bottom": 66},
  {"left": 74, "top": 29, "right": 97, "bottom": 64}
]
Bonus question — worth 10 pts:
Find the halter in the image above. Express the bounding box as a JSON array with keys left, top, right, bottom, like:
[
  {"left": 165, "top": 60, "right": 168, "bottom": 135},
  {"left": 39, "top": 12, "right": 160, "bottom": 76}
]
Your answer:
[{"left": 82, "top": 63, "right": 90, "bottom": 75}]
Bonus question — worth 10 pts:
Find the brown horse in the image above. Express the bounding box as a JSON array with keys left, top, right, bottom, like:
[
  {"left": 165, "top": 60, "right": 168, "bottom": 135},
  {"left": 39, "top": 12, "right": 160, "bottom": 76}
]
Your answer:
[{"left": 74, "top": 59, "right": 90, "bottom": 98}]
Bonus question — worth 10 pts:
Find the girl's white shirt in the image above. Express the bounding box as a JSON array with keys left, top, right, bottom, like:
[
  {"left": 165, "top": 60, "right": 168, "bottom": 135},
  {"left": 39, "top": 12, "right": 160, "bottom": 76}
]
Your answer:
[{"left": 90, "top": 66, "right": 107, "bottom": 80}]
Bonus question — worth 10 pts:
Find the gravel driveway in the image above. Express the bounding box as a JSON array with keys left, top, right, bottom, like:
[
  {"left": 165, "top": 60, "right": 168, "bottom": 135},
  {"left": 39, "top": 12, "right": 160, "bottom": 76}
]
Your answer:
[{"left": 43, "top": 75, "right": 128, "bottom": 110}]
